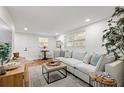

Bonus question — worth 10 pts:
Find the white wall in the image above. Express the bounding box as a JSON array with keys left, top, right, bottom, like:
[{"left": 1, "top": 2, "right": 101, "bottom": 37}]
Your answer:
[
  {"left": 15, "top": 32, "right": 56, "bottom": 60},
  {"left": 0, "top": 6, "right": 15, "bottom": 52},
  {"left": 56, "top": 19, "right": 108, "bottom": 54},
  {"left": 0, "top": 28, "right": 12, "bottom": 43}
]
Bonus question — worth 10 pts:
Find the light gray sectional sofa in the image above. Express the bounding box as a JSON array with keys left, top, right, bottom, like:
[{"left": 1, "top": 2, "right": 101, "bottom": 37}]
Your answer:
[
  {"left": 54, "top": 50, "right": 124, "bottom": 86},
  {"left": 56, "top": 57, "right": 96, "bottom": 83}
]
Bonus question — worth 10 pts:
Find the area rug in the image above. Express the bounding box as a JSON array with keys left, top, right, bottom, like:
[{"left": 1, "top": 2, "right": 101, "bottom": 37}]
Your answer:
[{"left": 28, "top": 65, "right": 82, "bottom": 87}]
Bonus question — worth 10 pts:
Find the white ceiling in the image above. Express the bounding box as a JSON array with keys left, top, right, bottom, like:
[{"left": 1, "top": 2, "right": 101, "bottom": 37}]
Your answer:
[{"left": 8, "top": 6, "right": 115, "bottom": 36}]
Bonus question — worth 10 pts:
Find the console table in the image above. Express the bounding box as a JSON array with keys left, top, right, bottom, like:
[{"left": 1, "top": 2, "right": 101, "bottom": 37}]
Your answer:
[
  {"left": 0, "top": 64, "right": 25, "bottom": 87},
  {"left": 0, "top": 57, "right": 29, "bottom": 87}
]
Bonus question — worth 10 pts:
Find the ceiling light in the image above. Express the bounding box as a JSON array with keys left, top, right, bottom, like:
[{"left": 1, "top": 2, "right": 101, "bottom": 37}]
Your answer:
[
  {"left": 85, "top": 19, "right": 90, "bottom": 22},
  {"left": 55, "top": 33, "right": 59, "bottom": 35},
  {"left": 24, "top": 27, "right": 28, "bottom": 31}
]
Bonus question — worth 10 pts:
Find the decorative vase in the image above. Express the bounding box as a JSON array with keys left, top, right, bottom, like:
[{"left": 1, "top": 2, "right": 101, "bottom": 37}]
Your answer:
[
  {"left": 12, "top": 52, "right": 19, "bottom": 60},
  {"left": 43, "top": 46, "right": 46, "bottom": 49},
  {"left": 13, "top": 52, "right": 19, "bottom": 58}
]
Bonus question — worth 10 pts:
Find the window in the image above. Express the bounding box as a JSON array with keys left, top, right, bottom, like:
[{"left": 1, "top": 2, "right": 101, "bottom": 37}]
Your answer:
[
  {"left": 64, "top": 31, "right": 86, "bottom": 47},
  {"left": 38, "top": 37, "right": 48, "bottom": 47}
]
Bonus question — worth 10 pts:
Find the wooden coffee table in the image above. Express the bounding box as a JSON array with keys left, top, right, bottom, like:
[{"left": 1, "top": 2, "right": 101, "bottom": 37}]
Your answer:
[{"left": 42, "top": 62, "right": 67, "bottom": 84}]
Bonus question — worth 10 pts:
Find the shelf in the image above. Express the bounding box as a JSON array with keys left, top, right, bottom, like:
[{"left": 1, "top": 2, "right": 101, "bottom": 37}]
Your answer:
[{"left": 64, "top": 31, "right": 86, "bottom": 48}]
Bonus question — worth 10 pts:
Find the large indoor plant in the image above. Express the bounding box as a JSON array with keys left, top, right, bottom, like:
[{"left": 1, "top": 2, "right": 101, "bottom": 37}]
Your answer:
[
  {"left": 102, "top": 6, "right": 124, "bottom": 60},
  {"left": 0, "top": 42, "right": 10, "bottom": 65}
]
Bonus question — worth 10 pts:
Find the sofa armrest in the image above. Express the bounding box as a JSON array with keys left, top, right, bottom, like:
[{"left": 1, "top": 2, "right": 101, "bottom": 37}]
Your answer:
[{"left": 105, "top": 60, "right": 124, "bottom": 87}]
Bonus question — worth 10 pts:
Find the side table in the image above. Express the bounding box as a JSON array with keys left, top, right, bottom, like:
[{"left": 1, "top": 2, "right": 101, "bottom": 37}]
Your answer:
[
  {"left": 90, "top": 71, "right": 117, "bottom": 87},
  {"left": 41, "top": 50, "right": 49, "bottom": 60}
]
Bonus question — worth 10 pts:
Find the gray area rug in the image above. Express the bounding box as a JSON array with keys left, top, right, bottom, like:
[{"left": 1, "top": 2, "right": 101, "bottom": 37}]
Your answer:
[{"left": 28, "top": 65, "right": 83, "bottom": 87}]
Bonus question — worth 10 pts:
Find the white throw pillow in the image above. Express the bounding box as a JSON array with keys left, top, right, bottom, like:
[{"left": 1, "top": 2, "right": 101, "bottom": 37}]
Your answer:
[
  {"left": 64, "top": 50, "right": 72, "bottom": 58},
  {"left": 96, "top": 55, "right": 115, "bottom": 71},
  {"left": 83, "top": 53, "right": 92, "bottom": 64}
]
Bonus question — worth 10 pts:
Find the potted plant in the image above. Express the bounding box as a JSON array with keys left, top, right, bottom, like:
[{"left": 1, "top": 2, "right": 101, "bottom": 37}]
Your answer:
[
  {"left": 102, "top": 6, "right": 124, "bottom": 60},
  {"left": 0, "top": 42, "right": 10, "bottom": 65},
  {"left": 0, "top": 42, "right": 10, "bottom": 75}
]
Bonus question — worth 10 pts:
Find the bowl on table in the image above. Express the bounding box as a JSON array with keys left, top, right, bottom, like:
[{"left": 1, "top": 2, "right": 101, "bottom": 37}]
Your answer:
[
  {"left": 47, "top": 61, "right": 61, "bottom": 66},
  {"left": 3, "top": 62, "right": 21, "bottom": 70}
]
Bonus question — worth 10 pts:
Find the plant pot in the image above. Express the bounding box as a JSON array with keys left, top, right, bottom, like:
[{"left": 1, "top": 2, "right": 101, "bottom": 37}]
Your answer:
[{"left": 0, "top": 65, "right": 6, "bottom": 75}]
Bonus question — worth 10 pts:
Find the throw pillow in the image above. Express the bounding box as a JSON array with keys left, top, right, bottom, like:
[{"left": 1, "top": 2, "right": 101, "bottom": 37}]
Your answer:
[
  {"left": 64, "top": 50, "right": 72, "bottom": 58},
  {"left": 96, "top": 55, "right": 115, "bottom": 71},
  {"left": 83, "top": 53, "right": 92, "bottom": 64},
  {"left": 90, "top": 53, "right": 102, "bottom": 66},
  {"left": 60, "top": 50, "right": 65, "bottom": 57}
]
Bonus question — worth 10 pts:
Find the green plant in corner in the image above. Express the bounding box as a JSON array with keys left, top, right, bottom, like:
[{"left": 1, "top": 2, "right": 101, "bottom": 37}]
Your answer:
[
  {"left": 103, "top": 6, "right": 124, "bottom": 60},
  {"left": 0, "top": 42, "right": 10, "bottom": 65}
]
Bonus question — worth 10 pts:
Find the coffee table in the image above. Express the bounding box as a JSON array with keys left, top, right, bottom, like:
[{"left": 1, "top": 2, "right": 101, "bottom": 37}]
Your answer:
[{"left": 42, "top": 62, "right": 67, "bottom": 84}]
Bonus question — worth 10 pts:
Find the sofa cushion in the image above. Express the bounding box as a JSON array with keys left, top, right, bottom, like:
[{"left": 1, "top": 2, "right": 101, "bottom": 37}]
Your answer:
[
  {"left": 83, "top": 53, "right": 92, "bottom": 64},
  {"left": 60, "top": 50, "right": 65, "bottom": 57},
  {"left": 72, "top": 51, "right": 86, "bottom": 61},
  {"left": 96, "top": 55, "right": 115, "bottom": 71},
  {"left": 74, "top": 63, "right": 96, "bottom": 75},
  {"left": 90, "top": 53, "right": 102, "bottom": 66},
  {"left": 64, "top": 50, "right": 72, "bottom": 58},
  {"left": 61, "top": 58, "right": 83, "bottom": 67}
]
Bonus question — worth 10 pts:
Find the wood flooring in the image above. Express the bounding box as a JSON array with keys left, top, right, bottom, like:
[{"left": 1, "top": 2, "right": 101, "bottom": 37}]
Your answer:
[{"left": 25, "top": 58, "right": 52, "bottom": 86}]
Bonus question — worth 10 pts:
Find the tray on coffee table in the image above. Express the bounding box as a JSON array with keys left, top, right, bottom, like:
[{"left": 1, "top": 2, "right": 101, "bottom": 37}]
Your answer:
[{"left": 46, "top": 61, "right": 61, "bottom": 66}]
